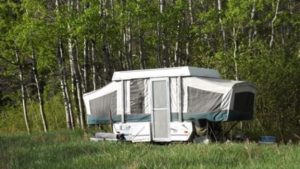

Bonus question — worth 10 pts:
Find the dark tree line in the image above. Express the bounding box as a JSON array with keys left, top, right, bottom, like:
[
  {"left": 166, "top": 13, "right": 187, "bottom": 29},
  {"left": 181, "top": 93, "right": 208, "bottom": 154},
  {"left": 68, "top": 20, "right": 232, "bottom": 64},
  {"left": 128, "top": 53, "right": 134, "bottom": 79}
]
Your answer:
[{"left": 0, "top": 0, "right": 299, "bottom": 140}]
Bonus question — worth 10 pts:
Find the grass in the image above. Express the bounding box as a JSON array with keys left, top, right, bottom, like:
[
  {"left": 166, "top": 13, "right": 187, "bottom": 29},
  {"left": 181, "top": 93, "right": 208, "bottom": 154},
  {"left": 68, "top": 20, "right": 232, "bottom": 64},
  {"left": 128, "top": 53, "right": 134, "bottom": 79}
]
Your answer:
[{"left": 0, "top": 130, "right": 299, "bottom": 169}]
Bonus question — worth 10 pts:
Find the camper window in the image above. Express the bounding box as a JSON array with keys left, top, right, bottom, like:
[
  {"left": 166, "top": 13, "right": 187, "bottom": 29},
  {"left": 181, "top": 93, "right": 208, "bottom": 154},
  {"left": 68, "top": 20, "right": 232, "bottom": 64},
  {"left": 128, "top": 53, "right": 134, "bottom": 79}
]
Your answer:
[
  {"left": 130, "top": 79, "right": 145, "bottom": 114},
  {"left": 89, "top": 91, "right": 117, "bottom": 117},
  {"left": 187, "top": 87, "right": 223, "bottom": 113},
  {"left": 233, "top": 92, "right": 254, "bottom": 114}
]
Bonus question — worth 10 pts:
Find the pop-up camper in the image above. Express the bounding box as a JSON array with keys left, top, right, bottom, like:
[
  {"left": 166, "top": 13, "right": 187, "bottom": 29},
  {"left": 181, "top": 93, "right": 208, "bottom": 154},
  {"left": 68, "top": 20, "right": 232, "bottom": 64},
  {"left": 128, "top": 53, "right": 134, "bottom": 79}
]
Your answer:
[{"left": 83, "top": 67, "right": 256, "bottom": 142}]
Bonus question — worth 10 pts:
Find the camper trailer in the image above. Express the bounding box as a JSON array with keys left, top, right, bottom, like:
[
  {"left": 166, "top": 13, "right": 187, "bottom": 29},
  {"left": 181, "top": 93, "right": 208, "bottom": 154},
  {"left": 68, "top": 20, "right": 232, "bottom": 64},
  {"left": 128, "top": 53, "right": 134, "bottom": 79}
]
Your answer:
[{"left": 83, "top": 67, "right": 256, "bottom": 142}]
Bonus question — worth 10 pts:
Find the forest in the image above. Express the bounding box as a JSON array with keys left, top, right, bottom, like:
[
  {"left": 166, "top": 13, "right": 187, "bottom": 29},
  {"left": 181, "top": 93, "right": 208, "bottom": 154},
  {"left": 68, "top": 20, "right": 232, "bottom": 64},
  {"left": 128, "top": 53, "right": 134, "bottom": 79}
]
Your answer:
[{"left": 0, "top": 0, "right": 299, "bottom": 141}]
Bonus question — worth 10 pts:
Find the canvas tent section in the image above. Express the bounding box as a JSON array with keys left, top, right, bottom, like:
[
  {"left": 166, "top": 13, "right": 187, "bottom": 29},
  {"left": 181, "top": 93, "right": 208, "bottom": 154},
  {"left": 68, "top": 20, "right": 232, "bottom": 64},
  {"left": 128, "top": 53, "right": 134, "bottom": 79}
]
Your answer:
[
  {"left": 83, "top": 67, "right": 256, "bottom": 125},
  {"left": 181, "top": 77, "right": 256, "bottom": 121},
  {"left": 83, "top": 79, "right": 151, "bottom": 124},
  {"left": 83, "top": 82, "right": 123, "bottom": 124}
]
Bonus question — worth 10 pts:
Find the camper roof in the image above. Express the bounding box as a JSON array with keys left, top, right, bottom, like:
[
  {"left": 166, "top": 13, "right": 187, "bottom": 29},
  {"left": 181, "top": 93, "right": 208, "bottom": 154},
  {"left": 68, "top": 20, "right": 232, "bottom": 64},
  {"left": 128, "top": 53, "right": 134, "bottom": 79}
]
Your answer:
[{"left": 112, "top": 66, "right": 221, "bottom": 81}]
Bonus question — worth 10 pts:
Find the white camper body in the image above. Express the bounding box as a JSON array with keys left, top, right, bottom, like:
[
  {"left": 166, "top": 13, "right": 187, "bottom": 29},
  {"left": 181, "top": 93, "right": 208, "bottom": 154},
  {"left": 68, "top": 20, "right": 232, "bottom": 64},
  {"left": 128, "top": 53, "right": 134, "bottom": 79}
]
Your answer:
[{"left": 83, "top": 67, "right": 256, "bottom": 142}]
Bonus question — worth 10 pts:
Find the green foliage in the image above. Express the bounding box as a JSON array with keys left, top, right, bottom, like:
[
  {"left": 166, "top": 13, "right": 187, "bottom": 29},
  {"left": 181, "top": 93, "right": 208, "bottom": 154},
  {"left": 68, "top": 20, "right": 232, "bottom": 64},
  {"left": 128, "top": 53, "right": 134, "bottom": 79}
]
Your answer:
[
  {"left": 0, "top": 93, "right": 66, "bottom": 132},
  {"left": 0, "top": 105, "right": 24, "bottom": 132}
]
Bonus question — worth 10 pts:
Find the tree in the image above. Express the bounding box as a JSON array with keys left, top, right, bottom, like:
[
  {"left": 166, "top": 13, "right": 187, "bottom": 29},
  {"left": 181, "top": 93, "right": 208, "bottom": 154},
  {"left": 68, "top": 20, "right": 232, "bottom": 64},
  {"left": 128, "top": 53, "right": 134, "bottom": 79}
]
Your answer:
[
  {"left": 55, "top": 0, "right": 75, "bottom": 129},
  {"left": 15, "top": 48, "right": 31, "bottom": 134}
]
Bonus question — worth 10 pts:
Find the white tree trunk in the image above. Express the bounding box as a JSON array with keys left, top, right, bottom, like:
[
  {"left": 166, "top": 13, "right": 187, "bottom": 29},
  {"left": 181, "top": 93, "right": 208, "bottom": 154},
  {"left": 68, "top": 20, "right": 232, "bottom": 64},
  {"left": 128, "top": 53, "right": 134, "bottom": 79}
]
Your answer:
[
  {"left": 121, "top": 1, "right": 133, "bottom": 70},
  {"left": 68, "top": 0, "right": 85, "bottom": 129},
  {"left": 159, "top": 0, "right": 164, "bottom": 13},
  {"left": 56, "top": 0, "right": 74, "bottom": 129},
  {"left": 248, "top": 0, "right": 256, "bottom": 47},
  {"left": 218, "top": 0, "right": 226, "bottom": 49},
  {"left": 69, "top": 39, "right": 85, "bottom": 129},
  {"left": 91, "top": 40, "right": 97, "bottom": 90},
  {"left": 156, "top": 23, "right": 162, "bottom": 67},
  {"left": 68, "top": 29, "right": 76, "bottom": 97},
  {"left": 67, "top": 1, "right": 78, "bottom": 125},
  {"left": 57, "top": 39, "right": 74, "bottom": 129},
  {"left": 16, "top": 49, "right": 30, "bottom": 134},
  {"left": 138, "top": 18, "right": 146, "bottom": 69},
  {"left": 31, "top": 46, "right": 48, "bottom": 132},
  {"left": 185, "top": 0, "right": 194, "bottom": 65},
  {"left": 185, "top": 42, "right": 190, "bottom": 65},
  {"left": 83, "top": 38, "right": 88, "bottom": 93},
  {"left": 159, "top": 0, "right": 168, "bottom": 67},
  {"left": 233, "top": 27, "right": 239, "bottom": 81},
  {"left": 100, "top": 0, "right": 113, "bottom": 83},
  {"left": 188, "top": 0, "right": 193, "bottom": 24},
  {"left": 174, "top": 19, "right": 180, "bottom": 66},
  {"left": 128, "top": 20, "right": 133, "bottom": 69},
  {"left": 269, "top": 0, "right": 280, "bottom": 48}
]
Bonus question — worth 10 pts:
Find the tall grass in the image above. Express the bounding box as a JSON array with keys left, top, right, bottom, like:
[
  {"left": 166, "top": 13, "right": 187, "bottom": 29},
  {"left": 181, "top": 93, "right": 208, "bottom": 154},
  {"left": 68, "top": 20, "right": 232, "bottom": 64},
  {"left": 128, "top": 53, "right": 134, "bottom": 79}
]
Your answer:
[{"left": 0, "top": 131, "right": 299, "bottom": 169}]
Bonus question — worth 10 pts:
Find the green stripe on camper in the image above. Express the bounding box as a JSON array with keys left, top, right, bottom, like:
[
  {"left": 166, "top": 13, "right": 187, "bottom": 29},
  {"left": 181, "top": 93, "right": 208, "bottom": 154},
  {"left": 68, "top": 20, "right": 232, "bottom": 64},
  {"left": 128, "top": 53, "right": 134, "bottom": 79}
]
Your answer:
[
  {"left": 227, "top": 110, "right": 253, "bottom": 121},
  {"left": 182, "top": 110, "right": 252, "bottom": 121},
  {"left": 87, "top": 114, "right": 151, "bottom": 125},
  {"left": 87, "top": 110, "right": 252, "bottom": 125},
  {"left": 87, "top": 114, "right": 122, "bottom": 124},
  {"left": 183, "top": 111, "right": 228, "bottom": 122}
]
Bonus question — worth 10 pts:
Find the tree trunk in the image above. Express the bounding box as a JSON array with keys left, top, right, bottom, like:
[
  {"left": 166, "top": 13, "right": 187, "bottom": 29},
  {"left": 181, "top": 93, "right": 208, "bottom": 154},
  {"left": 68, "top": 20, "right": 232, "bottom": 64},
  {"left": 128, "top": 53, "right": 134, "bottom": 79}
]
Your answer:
[
  {"left": 67, "top": 0, "right": 80, "bottom": 127},
  {"left": 122, "top": 29, "right": 128, "bottom": 69},
  {"left": 188, "top": 0, "right": 193, "bottom": 24},
  {"left": 248, "top": 0, "right": 256, "bottom": 47},
  {"left": 91, "top": 39, "right": 97, "bottom": 90},
  {"left": 69, "top": 39, "right": 85, "bottom": 129},
  {"left": 68, "top": 0, "right": 85, "bottom": 129},
  {"left": 184, "top": 0, "right": 194, "bottom": 65},
  {"left": 159, "top": 0, "right": 168, "bottom": 67},
  {"left": 121, "top": 1, "right": 133, "bottom": 70},
  {"left": 15, "top": 49, "right": 30, "bottom": 134},
  {"left": 76, "top": 0, "right": 80, "bottom": 11},
  {"left": 100, "top": 0, "right": 113, "bottom": 83},
  {"left": 217, "top": 0, "right": 226, "bottom": 49},
  {"left": 233, "top": 27, "right": 239, "bottom": 81},
  {"left": 75, "top": 43, "right": 85, "bottom": 129},
  {"left": 56, "top": 0, "right": 74, "bottom": 129},
  {"left": 83, "top": 37, "right": 88, "bottom": 93},
  {"left": 162, "top": 1, "right": 168, "bottom": 67},
  {"left": 103, "top": 41, "right": 113, "bottom": 83},
  {"left": 31, "top": 46, "right": 48, "bottom": 132},
  {"left": 57, "top": 39, "right": 74, "bottom": 129},
  {"left": 128, "top": 19, "right": 133, "bottom": 69},
  {"left": 174, "top": 19, "right": 180, "bottom": 66},
  {"left": 159, "top": 0, "right": 164, "bottom": 13},
  {"left": 138, "top": 18, "right": 146, "bottom": 69},
  {"left": 75, "top": 41, "right": 84, "bottom": 93},
  {"left": 232, "top": 27, "right": 240, "bottom": 130},
  {"left": 185, "top": 42, "right": 190, "bottom": 65},
  {"left": 269, "top": 0, "right": 280, "bottom": 48},
  {"left": 68, "top": 38, "right": 76, "bottom": 93},
  {"left": 156, "top": 23, "right": 162, "bottom": 67}
]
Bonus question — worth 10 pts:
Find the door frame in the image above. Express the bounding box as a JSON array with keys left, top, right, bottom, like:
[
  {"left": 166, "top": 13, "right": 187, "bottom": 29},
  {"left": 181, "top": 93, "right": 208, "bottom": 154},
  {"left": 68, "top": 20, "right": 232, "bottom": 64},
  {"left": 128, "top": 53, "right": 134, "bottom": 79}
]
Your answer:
[{"left": 149, "top": 77, "right": 171, "bottom": 142}]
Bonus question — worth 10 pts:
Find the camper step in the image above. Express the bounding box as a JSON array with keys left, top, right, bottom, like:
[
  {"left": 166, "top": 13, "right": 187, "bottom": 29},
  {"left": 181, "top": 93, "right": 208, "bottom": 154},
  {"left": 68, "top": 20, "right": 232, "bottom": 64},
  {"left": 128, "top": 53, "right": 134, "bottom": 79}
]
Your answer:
[
  {"left": 95, "top": 132, "right": 117, "bottom": 138},
  {"left": 90, "top": 132, "right": 125, "bottom": 142},
  {"left": 90, "top": 136, "right": 118, "bottom": 142}
]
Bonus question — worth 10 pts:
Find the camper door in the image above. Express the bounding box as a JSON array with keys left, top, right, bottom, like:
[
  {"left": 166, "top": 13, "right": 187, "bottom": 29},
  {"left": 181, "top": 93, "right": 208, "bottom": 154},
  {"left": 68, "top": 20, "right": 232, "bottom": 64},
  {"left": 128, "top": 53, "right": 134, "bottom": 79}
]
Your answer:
[{"left": 150, "top": 78, "right": 171, "bottom": 142}]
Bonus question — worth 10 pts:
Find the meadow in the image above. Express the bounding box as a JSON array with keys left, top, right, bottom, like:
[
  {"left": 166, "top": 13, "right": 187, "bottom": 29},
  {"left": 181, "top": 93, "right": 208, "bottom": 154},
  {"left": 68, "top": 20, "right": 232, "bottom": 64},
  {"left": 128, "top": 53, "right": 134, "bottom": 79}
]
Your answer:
[{"left": 0, "top": 130, "right": 299, "bottom": 169}]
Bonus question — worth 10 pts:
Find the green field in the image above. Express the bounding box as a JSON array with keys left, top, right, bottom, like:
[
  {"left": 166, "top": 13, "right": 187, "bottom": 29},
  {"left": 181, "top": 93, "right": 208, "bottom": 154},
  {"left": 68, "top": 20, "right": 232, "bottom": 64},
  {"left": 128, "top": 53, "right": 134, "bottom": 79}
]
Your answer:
[{"left": 0, "top": 131, "right": 299, "bottom": 169}]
